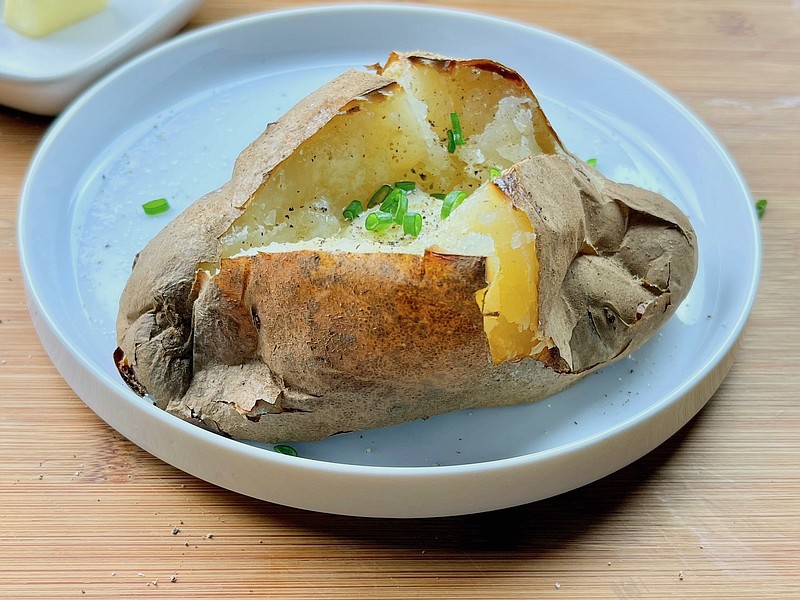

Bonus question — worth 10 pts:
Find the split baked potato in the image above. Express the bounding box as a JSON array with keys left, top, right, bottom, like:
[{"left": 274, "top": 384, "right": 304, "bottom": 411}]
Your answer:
[{"left": 115, "top": 52, "right": 697, "bottom": 443}]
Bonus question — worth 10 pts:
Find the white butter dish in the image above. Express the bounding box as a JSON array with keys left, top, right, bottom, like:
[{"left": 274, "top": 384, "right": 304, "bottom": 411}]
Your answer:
[{"left": 0, "top": 0, "right": 202, "bottom": 115}]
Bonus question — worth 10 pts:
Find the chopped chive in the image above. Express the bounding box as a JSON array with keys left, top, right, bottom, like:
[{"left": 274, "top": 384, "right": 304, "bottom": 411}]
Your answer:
[
  {"left": 142, "top": 197, "right": 170, "bottom": 215},
  {"left": 368, "top": 184, "right": 392, "bottom": 208},
  {"left": 273, "top": 444, "right": 298, "bottom": 456},
  {"left": 450, "top": 112, "right": 464, "bottom": 140},
  {"left": 342, "top": 200, "right": 364, "bottom": 221},
  {"left": 445, "top": 112, "right": 467, "bottom": 152},
  {"left": 431, "top": 193, "right": 446, "bottom": 200},
  {"left": 586, "top": 157, "right": 598, "bottom": 167},
  {"left": 450, "top": 112, "right": 462, "bottom": 133},
  {"left": 394, "top": 181, "right": 415, "bottom": 192},
  {"left": 755, "top": 198, "right": 767, "bottom": 219},
  {"left": 403, "top": 212, "right": 422, "bottom": 237},
  {"left": 365, "top": 211, "right": 394, "bottom": 231},
  {"left": 489, "top": 167, "right": 502, "bottom": 179},
  {"left": 441, "top": 190, "right": 467, "bottom": 219},
  {"left": 392, "top": 193, "right": 409, "bottom": 224},
  {"left": 380, "top": 186, "right": 405, "bottom": 213}
]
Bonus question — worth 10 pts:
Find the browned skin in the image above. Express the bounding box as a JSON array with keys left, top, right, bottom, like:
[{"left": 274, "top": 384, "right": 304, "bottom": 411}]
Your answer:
[
  {"left": 244, "top": 251, "right": 489, "bottom": 395},
  {"left": 500, "top": 155, "right": 696, "bottom": 374},
  {"left": 115, "top": 54, "right": 697, "bottom": 443}
]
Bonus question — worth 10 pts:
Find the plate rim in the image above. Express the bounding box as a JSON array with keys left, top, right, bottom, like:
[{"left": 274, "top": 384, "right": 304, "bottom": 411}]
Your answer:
[{"left": 17, "top": 3, "right": 761, "bottom": 514}]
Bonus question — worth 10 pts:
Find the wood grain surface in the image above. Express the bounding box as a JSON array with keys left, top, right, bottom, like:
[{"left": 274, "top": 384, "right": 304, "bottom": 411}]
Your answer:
[{"left": 1, "top": 1, "right": 798, "bottom": 598}]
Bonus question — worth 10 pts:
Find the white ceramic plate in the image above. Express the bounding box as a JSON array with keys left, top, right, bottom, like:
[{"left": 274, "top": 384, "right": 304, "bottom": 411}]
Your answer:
[
  {"left": 0, "top": 0, "right": 202, "bottom": 115},
  {"left": 19, "top": 5, "right": 760, "bottom": 517}
]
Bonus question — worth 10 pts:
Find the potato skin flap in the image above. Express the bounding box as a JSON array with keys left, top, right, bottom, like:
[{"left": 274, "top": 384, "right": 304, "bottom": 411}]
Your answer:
[{"left": 115, "top": 52, "right": 697, "bottom": 443}]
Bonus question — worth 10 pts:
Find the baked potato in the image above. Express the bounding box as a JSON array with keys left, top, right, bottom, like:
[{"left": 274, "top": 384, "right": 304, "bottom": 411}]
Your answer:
[{"left": 115, "top": 52, "right": 697, "bottom": 443}]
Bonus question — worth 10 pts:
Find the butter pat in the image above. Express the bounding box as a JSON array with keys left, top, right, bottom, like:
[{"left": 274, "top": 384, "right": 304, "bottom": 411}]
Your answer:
[{"left": 4, "top": 0, "right": 108, "bottom": 38}]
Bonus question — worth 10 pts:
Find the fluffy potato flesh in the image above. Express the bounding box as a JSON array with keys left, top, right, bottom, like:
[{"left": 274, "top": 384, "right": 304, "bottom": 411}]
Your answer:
[{"left": 218, "top": 55, "right": 551, "bottom": 364}]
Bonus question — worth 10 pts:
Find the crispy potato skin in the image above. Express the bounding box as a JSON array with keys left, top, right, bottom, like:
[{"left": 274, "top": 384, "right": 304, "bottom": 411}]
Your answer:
[
  {"left": 497, "top": 155, "right": 696, "bottom": 373},
  {"left": 168, "top": 249, "right": 579, "bottom": 442},
  {"left": 115, "top": 54, "right": 697, "bottom": 443},
  {"left": 243, "top": 250, "right": 490, "bottom": 394}
]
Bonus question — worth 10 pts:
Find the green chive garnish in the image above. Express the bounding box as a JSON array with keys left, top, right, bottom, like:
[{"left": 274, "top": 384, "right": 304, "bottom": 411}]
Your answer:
[
  {"left": 445, "top": 112, "right": 466, "bottom": 154},
  {"left": 368, "top": 184, "right": 392, "bottom": 208},
  {"left": 142, "top": 197, "right": 170, "bottom": 215},
  {"left": 447, "top": 113, "right": 467, "bottom": 154},
  {"left": 755, "top": 199, "right": 767, "bottom": 219},
  {"left": 380, "top": 186, "right": 404, "bottom": 213},
  {"left": 447, "top": 129, "right": 457, "bottom": 154},
  {"left": 586, "top": 157, "right": 598, "bottom": 167},
  {"left": 394, "top": 181, "right": 416, "bottom": 192},
  {"left": 441, "top": 190, "right": 467, "bottom": 219},
  {"left": 365, "top": 211, "right": 394, "bottom": 231},
  {"left": 450, "top": 112, "right": 464, "bottom": 141},
  {"left": 489, "top": 167, "right": 502, "bottom": 179},
  {"left": 342, "top": 200, "right": 364, "bottom": 221},
  {"left": 392, "top": 193, "right": 409, "bottom": 224},
  {"left": 403, "top": 212, "right": 422, "bottom": 237},
  {"left": 273, "top": 444, "right": 298, "bottom": 456},
  {"left": 431, "top": 193, "right": 446, "bottom": 200}
]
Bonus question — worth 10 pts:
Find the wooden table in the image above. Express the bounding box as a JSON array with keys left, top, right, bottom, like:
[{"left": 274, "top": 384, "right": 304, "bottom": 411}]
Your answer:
[{"left": 2, "top": 1, "right": 798, "bottom": 597}]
